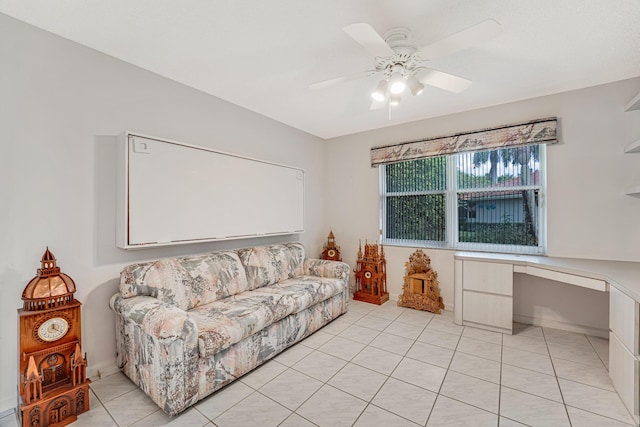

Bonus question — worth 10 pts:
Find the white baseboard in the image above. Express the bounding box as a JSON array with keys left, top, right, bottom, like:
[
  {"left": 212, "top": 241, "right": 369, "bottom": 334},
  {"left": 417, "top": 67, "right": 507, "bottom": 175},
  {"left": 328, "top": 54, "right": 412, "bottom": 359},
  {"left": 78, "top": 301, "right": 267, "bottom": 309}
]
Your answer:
[
  {"left": 513, "top": 314, "right": 608, "bottom": 338},
  {"left": 88, "top": 359, "right": 120, "bottom": 381},
  {"left": 463, "top": 320, "right": 511, "bottom": 335},
  {"left": 0, "top": 407, "right": 15, "bottom": 419},
  {"left": 0, "top": 393, "right": 17, "bottom": 420}
]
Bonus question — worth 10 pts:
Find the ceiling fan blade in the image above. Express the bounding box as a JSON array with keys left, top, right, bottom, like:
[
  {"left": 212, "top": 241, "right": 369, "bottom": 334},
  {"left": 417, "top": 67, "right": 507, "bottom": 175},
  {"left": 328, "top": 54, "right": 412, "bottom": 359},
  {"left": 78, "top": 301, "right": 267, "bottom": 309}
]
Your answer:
[
  {"left": 419, "top": 69, "right": 472, "bottom": 93},
  {"left": 344, "top": 23, "right": 395, "bottom": 58},
  {"left": 309, "top": 70, "right": 373, "bottom": 90},
  {"left": 418, "top": 19, "right": 501, "bottom": 61},
  {"left": 370, "top": 97, "right": 387, "bottom": 110}
]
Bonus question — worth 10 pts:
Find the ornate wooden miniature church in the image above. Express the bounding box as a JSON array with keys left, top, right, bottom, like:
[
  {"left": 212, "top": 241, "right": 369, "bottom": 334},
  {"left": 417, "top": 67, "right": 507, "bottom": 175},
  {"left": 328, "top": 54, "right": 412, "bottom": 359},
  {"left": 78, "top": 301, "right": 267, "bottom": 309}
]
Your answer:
[
  {"left": 18, "top": 248, "right": 90, "bottom": 427},
  {"left": 353, "top": 241, "right": 389, "bottom": 304},
  {"left": 397, "top": 249, "right": 445, "bottom": 313}
]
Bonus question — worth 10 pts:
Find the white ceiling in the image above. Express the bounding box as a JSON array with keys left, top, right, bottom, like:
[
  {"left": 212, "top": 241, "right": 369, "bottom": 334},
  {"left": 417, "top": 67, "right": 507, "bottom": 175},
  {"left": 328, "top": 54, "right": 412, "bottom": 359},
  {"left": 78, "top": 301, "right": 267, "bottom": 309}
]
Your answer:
[{"left": 2, "top": 1, "right": 639, "bottom": 139}]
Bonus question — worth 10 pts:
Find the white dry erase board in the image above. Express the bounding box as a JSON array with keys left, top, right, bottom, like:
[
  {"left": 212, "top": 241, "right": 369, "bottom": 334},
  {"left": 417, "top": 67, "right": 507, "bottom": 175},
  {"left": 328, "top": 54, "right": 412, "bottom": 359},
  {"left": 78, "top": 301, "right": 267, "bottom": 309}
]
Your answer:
[{"left": 116, "top": 132, "right": 304, "bottom": 249}]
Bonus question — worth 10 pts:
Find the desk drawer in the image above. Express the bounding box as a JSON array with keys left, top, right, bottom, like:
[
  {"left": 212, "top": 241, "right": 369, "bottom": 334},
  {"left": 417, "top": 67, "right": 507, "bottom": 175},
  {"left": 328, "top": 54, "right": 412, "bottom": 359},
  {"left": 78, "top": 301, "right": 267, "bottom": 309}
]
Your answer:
[
  {"left": 525, "top": 266, "right": 606, "bottom": 292},
  {"left": 462, "top": 261, "right": 513, "bottom": 296},
  {"left": 609, "top": 332, "right": 639, "bottom": 418},
  {"left": 610, "top": 286, "right": 640, "bottom": 355},
  {"left": 463, "top": 290, "right": 513, "bottom": 332}
]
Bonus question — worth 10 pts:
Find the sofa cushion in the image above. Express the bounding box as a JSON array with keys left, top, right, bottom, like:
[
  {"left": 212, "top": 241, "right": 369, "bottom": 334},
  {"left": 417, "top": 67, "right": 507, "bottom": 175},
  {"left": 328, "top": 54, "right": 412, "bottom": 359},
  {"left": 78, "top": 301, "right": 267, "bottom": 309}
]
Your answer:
[
  {"left": 260, "top": 276, "right": 347, "bottom": 314},
  {"left": 191, "top": 290, "right": 297, "bottom": 357},
  {"left": 236, "top": 243, "right": 305, "bottom": 289},
  {"left": 191, "top": 274, "right": 347, "bottom": 358},
  {"left": 176, "top": 251, "right": 250, "bottom": 306},
  {"left": 119, "top": 251, "right": 248, "bottom": 311}
]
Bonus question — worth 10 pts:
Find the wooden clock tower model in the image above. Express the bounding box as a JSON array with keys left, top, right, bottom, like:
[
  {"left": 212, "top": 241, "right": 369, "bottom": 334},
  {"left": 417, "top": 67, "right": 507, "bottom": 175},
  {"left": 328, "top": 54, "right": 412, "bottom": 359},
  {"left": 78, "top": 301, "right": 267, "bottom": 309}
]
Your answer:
[
  {"left": 321, "top": 230, "right": 342, "bottom": 261},
  {"left": 18, "top": 248, "right": 90, "bottom": 427},
  {"left": 353, "top": 241, "right": 389, "bottom": 305}
]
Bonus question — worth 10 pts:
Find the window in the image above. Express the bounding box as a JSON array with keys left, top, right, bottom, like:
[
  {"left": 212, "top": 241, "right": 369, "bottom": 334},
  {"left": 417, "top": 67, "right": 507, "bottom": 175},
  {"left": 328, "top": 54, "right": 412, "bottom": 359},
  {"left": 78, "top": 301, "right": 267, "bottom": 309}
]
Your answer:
[
  {"left": 383, "top": 156, "right": 447, "bottom": 243},
  {"left": 381, "top": 145, "right": 546, "bottom": 254}
]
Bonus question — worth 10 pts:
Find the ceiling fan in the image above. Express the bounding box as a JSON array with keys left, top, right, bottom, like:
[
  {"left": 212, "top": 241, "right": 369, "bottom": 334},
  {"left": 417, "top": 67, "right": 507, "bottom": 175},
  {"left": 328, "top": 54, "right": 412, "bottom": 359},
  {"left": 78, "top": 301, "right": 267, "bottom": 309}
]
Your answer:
[{"left": 310, "top": 20, "right": 502, "bottom": 109}]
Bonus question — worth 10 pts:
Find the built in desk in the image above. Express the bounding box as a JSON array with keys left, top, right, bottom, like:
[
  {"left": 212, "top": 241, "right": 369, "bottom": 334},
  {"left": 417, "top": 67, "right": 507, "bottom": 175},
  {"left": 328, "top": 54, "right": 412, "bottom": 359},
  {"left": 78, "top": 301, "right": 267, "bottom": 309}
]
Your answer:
[{"left": 454, "top": 251, "right": 640, "bottom": 425}]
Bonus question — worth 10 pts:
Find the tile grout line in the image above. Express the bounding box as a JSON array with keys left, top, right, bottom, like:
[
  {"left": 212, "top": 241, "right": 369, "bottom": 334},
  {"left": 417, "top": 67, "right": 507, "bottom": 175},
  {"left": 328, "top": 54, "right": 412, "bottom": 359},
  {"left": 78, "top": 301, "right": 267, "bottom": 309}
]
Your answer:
[
  {"left": 562, "top": 403, "right": 638, "bottom": 427},
  {"left": 586, "top": 334, "right": 610, "bottom": 371},
  {"left": 303, "top": 307, "right": 432, "bottom": 426},
  {"left": 87, "top": 387, "right": 122, "bottom": 427},
  {"left": 541, "top": 327, "right": 573, "bottom": 427},
  {"left": 497, "top": 331, "right": 503, "bottom": 426},
  {"left": 545, "top": 336, "right": 637, "bottom": 427},
  {"left": 279, "top": 344, "right": 373, "bottom": 424},
  {"left": 364, "top": 308, "right": 439, "bottom": 427},
  {"left": 424, "top": 315, "right": 463, "bottom": 426},
  {"left": 542, "top": 332, "right": 629, "bottom": 424}
]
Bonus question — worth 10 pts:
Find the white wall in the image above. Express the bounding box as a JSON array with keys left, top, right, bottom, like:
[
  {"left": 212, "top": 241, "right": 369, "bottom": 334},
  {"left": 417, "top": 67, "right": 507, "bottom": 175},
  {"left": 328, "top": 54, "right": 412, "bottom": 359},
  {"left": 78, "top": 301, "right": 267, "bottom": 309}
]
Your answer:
[
  {"left": 324, "top": 77, "right": 640, "bottom": 316},
  {"left": 0, "top": 14, "right": 326, "bottom": 413}
]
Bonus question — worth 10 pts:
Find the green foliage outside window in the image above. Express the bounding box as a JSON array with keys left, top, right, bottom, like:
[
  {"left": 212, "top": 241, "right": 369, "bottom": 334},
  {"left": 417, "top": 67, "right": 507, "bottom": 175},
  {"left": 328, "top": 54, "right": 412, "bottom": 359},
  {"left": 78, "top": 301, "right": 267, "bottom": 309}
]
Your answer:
[
  {"left": 386, "top": 194, "right": 446, "bottom": 241},
  {"left": 385, "top": 157, "right": 447, "bottom": 242}
]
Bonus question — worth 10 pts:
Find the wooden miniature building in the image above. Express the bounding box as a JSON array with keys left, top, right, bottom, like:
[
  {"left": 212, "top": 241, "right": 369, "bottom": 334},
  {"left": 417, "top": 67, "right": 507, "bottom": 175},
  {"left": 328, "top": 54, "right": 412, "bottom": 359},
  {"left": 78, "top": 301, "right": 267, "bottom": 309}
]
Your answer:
[
  {"left": 397, "top": 249, "right": 445, "bottom": 313},
  {"left": 353, "top": 241, "right": 388, "bottom": 305},
  {"left": 18, "top": 248, "right": 91, "bottom": 427},
  {"left": 321, "top": 230, "right": 342, "bottom": 261}
]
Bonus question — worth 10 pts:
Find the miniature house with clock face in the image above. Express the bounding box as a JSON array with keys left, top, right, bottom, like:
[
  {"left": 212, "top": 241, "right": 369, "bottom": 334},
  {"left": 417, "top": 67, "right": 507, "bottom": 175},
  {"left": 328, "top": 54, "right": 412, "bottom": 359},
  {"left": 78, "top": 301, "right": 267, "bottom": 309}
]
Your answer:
[
  {"left": 321, "top": 230, "right": 342, "bottom": 261},
  {"left": 18, "top": 248, "right": 90, "bottom": 427}
]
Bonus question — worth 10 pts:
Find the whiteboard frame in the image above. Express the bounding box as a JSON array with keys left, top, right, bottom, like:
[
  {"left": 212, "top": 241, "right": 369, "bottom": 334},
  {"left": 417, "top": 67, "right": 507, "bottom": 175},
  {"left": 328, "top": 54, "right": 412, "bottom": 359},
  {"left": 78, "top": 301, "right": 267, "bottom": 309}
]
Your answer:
[{"left": 116, "top": 131, "right": 305, "bottom": 249}]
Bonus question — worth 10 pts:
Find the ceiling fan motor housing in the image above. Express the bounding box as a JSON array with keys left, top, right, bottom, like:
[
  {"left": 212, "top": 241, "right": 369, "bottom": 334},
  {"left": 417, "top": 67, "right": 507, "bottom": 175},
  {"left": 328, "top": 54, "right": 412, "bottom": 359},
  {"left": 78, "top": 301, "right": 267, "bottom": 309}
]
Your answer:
[
  {"left": 376, "top": 28, "right": 423, "bottom": 78},
  {"left": 383, "top": 27, "right": 416, "bottom": 54}
]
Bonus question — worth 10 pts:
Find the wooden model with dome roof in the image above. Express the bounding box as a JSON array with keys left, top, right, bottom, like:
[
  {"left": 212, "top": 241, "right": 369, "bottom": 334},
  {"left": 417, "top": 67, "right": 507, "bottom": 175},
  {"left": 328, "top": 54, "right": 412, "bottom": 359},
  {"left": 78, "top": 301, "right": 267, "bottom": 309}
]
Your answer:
[{"left": 17, "top": 248, "right": 90, "bottom": 427}]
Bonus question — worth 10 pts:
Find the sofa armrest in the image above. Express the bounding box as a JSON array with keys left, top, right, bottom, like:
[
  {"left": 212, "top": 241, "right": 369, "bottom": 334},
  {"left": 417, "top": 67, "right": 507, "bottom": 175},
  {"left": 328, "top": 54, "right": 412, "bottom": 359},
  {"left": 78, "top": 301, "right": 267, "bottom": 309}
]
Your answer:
[
  {"left": 109, "top": 293, "right": 200, "bottom": 415},
  {"left": 110, "top": 293, "right": 198, "bottom": 342},
  {"left": 303, "top": 259, "right": 350, "bottom": 281}
]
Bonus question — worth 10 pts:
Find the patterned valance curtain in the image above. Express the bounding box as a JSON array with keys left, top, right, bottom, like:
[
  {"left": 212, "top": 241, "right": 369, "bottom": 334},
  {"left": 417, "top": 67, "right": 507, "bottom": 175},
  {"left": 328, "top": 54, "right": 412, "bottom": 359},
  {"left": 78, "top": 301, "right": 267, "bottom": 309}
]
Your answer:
[{"left": 370, "top": 117, "right": 558, "bottom": 167}]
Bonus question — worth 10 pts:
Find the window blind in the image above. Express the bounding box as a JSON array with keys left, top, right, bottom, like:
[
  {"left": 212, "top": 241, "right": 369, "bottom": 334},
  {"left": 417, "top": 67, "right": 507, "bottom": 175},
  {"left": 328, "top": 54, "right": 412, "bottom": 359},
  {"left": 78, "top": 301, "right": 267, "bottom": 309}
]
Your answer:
[{"left": 383, "top": 157, "right": 447, "bottom": 244}]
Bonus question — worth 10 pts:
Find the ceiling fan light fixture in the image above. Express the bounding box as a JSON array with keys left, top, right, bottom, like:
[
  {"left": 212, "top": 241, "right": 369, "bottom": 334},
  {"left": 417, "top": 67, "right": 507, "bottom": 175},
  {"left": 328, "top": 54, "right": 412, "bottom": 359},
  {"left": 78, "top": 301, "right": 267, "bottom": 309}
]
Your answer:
[
  {"left": 407, "top": 76, "right": 424, "bottom": 96},
  {"left": 389, "top": 92, "right": 401, "bottom": 106},
  {"left": 371, "top": 79, "right": 388, "bottom": 102},
  {"left": 389, "top": 73, "right": 406, "bottom": 95}
]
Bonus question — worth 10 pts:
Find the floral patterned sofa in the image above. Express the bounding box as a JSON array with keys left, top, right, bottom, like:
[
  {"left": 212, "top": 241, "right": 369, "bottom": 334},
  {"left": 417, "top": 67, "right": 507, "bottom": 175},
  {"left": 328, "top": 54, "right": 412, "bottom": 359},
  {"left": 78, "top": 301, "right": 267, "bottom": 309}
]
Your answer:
[{"left": 109, "top": 242, "right": 350, "bottom": 416}]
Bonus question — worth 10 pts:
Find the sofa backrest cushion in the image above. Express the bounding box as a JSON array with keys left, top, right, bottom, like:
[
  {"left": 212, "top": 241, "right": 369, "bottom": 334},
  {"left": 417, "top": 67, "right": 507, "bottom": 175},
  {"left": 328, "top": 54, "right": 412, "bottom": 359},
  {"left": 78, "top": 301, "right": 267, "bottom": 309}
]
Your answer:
[
  {"left": 119, "top": 250, "right": 249, "bottom": 310},
  {"left": 236, "top": 243, "right": 305, "bottom": 289}
]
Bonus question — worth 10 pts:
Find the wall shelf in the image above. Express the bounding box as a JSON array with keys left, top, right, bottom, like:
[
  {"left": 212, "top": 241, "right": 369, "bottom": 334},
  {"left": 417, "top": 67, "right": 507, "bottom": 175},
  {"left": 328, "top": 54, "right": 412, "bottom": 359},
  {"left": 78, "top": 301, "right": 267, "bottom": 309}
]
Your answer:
[
  {"left": 625, "top": 94, "right": 640, "bottom": 198},
  {"left": 625, "top": 92, "right": 640, "bottom": 112},
  {"left": 625, "top": 186, "right": 640, "bottom": 197},
  {"left": 625, "top": 139, "right": 640, "bottom": 153}
]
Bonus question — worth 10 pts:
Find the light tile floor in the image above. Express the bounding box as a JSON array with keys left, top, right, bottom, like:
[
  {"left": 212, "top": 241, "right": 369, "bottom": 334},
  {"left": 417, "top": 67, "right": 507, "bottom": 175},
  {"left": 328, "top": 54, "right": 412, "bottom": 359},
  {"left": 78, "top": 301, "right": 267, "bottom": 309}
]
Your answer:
[{"left": 2, "top": 300, "right": 636, "bottom": 426}]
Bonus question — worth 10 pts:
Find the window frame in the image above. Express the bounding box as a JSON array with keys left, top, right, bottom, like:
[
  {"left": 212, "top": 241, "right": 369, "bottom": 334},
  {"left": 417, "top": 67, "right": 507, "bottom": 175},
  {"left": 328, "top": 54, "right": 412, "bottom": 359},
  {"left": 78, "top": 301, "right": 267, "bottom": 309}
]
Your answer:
[{"left": 379, "top": 145, "right": 547, "bottom": 255}]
